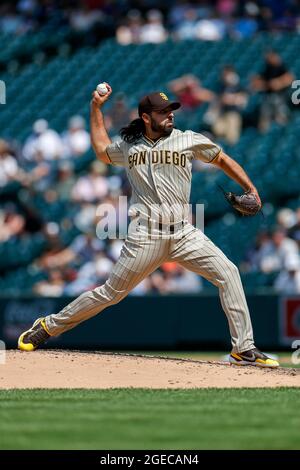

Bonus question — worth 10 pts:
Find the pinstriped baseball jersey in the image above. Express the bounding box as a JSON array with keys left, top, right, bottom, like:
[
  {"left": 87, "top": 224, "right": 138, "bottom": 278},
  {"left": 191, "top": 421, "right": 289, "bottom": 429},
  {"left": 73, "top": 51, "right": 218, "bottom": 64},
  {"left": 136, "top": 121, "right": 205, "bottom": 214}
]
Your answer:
[
  {"left": 106, "top": 129, "right": 221, "bottom": 223},
  {"left": 44, "top": 126, "right": 255, "bottom": 354}
]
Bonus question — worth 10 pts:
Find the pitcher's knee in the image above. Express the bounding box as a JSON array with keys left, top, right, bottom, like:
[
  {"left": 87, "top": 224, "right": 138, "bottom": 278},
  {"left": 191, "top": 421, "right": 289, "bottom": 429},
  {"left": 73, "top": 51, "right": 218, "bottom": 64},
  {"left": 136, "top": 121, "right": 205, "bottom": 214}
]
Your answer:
[
  {"left": 222, "top": 260, "right": 241, "bottom": 283},
  {"left": 92, "top": 282, "right": 127, "bottom": 306}
]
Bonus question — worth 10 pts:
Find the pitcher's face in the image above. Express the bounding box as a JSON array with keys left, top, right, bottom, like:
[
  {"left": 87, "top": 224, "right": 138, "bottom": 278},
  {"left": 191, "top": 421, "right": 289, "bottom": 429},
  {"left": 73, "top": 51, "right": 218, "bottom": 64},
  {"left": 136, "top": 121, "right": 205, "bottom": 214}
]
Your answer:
[{"left": 143, "top": 106, "right": 175, "bottom": 137}]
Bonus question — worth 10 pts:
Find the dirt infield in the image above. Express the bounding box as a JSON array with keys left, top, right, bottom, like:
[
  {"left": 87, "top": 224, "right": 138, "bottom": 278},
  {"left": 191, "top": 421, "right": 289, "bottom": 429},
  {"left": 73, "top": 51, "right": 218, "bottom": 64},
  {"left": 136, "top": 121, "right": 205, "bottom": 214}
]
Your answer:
[{"left": 1, "top": 350, "right": 299, "bottom": 389}]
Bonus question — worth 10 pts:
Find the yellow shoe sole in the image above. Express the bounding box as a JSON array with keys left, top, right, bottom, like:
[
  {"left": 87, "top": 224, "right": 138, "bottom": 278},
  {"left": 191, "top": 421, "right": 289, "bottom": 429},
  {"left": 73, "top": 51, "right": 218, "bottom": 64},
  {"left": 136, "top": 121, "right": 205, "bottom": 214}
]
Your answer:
[
  {"left": 229, "top": 354, "right": 279, "bottom": 368},
  {"left": 18, "top": 318, "right": 48, "bottom": 352}
]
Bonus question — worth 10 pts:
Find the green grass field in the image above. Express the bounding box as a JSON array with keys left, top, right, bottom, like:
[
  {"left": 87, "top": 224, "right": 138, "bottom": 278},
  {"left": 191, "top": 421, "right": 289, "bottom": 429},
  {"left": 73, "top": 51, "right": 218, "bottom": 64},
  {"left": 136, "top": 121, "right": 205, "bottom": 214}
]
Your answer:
[{"left": 1, "top": 388, "right": 299, "bottom": 450}]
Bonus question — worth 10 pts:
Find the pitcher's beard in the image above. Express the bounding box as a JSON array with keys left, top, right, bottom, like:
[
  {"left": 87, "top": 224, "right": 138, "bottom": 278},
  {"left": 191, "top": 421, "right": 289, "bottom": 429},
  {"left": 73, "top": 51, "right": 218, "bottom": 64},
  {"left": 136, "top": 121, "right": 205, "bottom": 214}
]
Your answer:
[{"left": 150, "top": 117, "right": 174, "bottom": 136}]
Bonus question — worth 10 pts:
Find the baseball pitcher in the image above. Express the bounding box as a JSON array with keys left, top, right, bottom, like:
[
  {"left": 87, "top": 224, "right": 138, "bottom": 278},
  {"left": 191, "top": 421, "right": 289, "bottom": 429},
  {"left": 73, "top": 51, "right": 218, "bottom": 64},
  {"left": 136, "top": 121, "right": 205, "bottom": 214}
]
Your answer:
[{"left": 18, "top": 83, "right": 279, "bottom": 368}]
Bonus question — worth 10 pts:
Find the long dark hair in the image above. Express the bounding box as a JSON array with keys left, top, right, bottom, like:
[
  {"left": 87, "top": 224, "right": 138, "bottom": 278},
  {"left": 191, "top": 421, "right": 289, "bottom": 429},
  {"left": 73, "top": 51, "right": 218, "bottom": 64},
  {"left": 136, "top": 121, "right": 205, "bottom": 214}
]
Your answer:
[{"left": 120, "top": 118, "right": 145, "bottom": 143}]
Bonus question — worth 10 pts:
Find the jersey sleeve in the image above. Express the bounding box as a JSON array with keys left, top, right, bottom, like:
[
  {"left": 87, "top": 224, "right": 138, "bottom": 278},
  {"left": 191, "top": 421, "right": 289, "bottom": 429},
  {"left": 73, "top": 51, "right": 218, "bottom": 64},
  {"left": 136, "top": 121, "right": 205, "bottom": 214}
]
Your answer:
[
  {"left": 190, "top": 131, "right": 222, "bottom": 163},
  {"left": 106, "top": 140, "right": 127, "bottom": 167}
]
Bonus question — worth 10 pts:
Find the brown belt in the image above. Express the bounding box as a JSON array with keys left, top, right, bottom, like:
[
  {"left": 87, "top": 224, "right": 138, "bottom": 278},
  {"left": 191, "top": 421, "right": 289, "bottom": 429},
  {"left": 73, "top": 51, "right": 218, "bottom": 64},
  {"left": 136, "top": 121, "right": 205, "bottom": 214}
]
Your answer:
[
  {"left": 157, "top": 221, "right": 184, "bottom": 232},
  {"left": 132, "top": 217, "right": 186, "bottom": 234}
]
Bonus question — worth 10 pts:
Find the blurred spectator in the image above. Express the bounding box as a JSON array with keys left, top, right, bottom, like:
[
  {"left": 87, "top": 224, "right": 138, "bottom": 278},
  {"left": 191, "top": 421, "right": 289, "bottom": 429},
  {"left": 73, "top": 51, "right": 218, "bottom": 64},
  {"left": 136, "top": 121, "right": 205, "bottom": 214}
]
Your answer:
[
  {"left": 151, "top": 262, "right": 202, "bottom": 294},
  {"left": 23, "top": 119, "right": 64, "bottom": 162},
  {"left": 140, "top": 9, "right": 168, "bottom": 44},
  {"left": 38, "top": 231, "right": 105, "bottom": 271},
  {"left": 168, "top": 74, "right": 215, "bottom": 111},
  {"left": 62, "top": 115, "right": 90, "bottom": 158},
  {"left": 16, "top": 0, "right": 39, "bottom": 32},
  {"left": 276, "top": 208, "right": 297, "bottom": 230},
  {"left": 173, "top": 7, "right": 198, "bottom": 40},
  {"left": 25, "top": 160, "right": 52, "bottom": 192},
  {"left": 259, "top": 6, "right": 273, "bottom": 31},
  {"left": 216, "top": 0, "right": 237, "bottom": 17},
  {"left": 212, "top": 65, "right": 248, "bottom": 144},
  {"left": 230, "top": 3, "right": 259, "bottom": 39},
  {"left": 0, "top": 139, "right": 24, "bottom": 187},
  {"left": 288, "top": 208, "right": 300, "bottom": 247},
  {"left": 242, "top": 230, "right": 272, "bottom": 272},
  {"left": 71, "top": 160, "right": 108, "bottom": 203},
  {"left": 55, "top": 160, "right": 76, "bottom": 201},
  {"left": 64, "top": 251, "right": 114, "bottom": 295},
  {"left": 194, "top": 15, "right": 226, "bottom": 41},
  {"left": 259, "top": 227, "right": 299, "bottom": 273},
  {"left": 0, "top": 3, "right": 24, "bottom": 34},
  {"left": 68, "top": 232, "right": 105, "bottom": 266},
  {"left": 168, "top": 1, "right": 213, "bottom": 30},
  {"left": 116, "top": 9, "right": 143, "bottom": 45},
  {"left": 69, "top": 4, "right": 104, "bottom": 33},
  {"left": 17, "top": 0, "right": 37, "bottom": 16},
  {"left": 33, "top": 268, "right": 65, "bottom": 297},
  {"left": 251, "top": 50, "right": 294, "bottom": 132},
  {"left": 41, "top": 220, "right": 61, "bottom": 248},
  {"left": 74, "top": 202, "right": 97, "bottom": 233},
  {"left": 274, "top": 254, "right": 300, "bottom": 293},
  {"left": 0, "top": 204, "right": 26, "bottom": 242}
]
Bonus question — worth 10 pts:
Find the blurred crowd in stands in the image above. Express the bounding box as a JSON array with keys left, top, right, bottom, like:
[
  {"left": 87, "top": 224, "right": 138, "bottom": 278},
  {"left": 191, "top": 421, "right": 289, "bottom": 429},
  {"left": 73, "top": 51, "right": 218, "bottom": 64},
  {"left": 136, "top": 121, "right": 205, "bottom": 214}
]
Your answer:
[
  {"left": 0, "top": 110, "right": 203, "bottom": 296},
  {"left": 1, "top": 62, "right": 300, "bottom": 296},
  {"left": 241, "top": 209, "right": 300, "bottom": 293},
  {"left": 169, "top": 50, "right": 294, "bottom": 141},
  {"left": 0, "top": 1, "right": 299, "bottom": 296},
  {"left": 0, "top": 0, "right": 299, "bottom": 41}
]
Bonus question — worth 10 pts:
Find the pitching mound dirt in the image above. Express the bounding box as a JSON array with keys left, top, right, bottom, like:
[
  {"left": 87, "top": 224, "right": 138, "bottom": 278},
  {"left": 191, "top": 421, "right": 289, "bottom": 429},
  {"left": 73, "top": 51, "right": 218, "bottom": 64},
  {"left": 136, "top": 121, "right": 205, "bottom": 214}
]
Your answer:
[{"left": 1, "top": 350, "right": 299, "bottom": 389}]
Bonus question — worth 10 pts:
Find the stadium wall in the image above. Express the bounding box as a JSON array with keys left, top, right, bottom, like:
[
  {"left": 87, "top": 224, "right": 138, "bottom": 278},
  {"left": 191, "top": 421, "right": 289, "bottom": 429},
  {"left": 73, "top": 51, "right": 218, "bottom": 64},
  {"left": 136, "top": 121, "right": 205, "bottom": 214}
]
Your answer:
[{"left": 1, "top": 295, "right": 300, "bottom": 351}]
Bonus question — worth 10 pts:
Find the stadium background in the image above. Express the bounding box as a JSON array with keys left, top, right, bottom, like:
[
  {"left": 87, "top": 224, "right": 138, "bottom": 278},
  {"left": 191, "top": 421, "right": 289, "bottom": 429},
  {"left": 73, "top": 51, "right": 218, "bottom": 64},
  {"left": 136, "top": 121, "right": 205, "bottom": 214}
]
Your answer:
[{"left": 0, "top": 0, "right": 300, "bottom": 351}]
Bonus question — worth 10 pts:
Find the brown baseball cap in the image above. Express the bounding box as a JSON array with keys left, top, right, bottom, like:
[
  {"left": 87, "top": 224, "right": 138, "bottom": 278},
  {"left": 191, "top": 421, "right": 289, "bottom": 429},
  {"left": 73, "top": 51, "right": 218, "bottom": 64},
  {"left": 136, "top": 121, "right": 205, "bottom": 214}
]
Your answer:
[{"left": 138, "top": 92, "right": 181, "bottom": 117}]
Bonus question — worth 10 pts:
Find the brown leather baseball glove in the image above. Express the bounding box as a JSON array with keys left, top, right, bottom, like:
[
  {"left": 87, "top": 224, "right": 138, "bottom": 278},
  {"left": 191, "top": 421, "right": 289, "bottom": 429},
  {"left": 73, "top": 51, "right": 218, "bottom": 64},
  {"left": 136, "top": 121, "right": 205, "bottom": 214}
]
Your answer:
[{"left": 219, "top": 186, "right": 262, "bottom": 216}]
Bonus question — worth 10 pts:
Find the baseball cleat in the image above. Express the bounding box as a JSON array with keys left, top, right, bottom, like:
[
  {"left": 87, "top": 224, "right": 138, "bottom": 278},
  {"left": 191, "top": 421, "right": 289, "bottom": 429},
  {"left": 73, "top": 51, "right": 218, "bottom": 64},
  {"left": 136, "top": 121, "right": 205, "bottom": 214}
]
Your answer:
[
  {"left": 18, "top": 317, "right": 51, "bottom": 351},
  {"left": 229, "top": 348, "right": 279, "bottom": 368}
]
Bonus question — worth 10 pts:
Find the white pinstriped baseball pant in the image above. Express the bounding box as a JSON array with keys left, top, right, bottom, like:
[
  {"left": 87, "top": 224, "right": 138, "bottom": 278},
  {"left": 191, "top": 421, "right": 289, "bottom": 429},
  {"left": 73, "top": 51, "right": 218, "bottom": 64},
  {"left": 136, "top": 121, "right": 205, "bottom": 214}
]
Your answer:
[{"left": 45, "top": 222, "right": 254, "bottom": 353}]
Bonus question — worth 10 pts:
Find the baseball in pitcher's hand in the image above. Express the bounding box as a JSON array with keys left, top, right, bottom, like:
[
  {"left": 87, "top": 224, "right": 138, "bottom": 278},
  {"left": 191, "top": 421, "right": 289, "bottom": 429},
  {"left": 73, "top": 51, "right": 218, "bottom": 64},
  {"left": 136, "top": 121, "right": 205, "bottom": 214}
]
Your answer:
[{"left": 91, "top": 82, "right": 112, "bottom": 108}]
